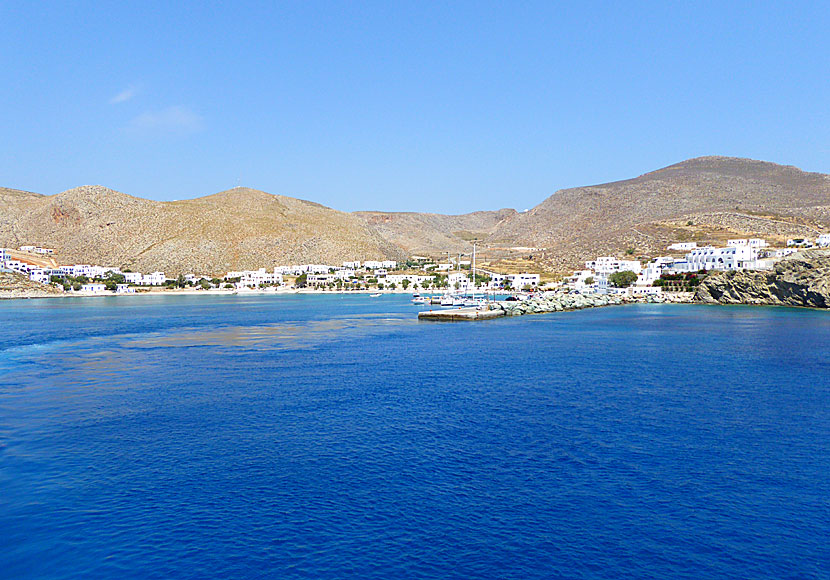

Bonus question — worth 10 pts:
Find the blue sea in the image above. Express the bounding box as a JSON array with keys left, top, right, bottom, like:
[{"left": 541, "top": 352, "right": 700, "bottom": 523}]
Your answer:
[{"left": 1, "top": 294, "right": 828, "bottom": 579}]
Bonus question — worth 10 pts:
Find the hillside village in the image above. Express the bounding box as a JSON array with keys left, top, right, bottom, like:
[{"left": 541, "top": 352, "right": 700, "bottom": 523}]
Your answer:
[{"left": 4, "top": 233, "right": 829, "bottom": 298}]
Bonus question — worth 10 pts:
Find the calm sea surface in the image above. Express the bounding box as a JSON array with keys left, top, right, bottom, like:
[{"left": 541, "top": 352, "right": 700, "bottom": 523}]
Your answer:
[{"left": 1, "top": 294, "right": 828, "bottom": 579}]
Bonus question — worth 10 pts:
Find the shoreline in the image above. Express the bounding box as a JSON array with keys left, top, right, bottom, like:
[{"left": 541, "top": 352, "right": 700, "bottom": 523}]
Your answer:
[{"left": 0, "top": 286, "right": 493, "bottom": 301}]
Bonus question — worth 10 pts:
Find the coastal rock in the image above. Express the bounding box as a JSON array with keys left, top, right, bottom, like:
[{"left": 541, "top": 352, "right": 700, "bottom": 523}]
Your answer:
[
  {"left": 0, "top": 271, "right": 63, "bottom": 299},
  {"left": 695, "top": 249, "right": 830, "bottom": 308}
]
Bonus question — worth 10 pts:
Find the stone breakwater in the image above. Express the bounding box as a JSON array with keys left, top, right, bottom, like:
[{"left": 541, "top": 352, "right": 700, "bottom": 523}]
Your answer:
[
  {"left": 695, "top": 249, "right": 830, "bottom": 308},
  {"left": 488, "top": 291, "right": 693, "bottom": 317}
]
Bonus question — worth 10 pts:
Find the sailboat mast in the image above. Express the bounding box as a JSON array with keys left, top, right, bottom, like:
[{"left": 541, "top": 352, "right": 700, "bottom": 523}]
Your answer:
[{"left": 472, "top": 241, "right": 476, "bottom": 291}]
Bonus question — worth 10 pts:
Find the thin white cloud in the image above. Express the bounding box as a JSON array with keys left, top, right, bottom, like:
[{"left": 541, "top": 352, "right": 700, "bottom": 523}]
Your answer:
[
  {"left": 110, "top": 86, "right": 137, "bottom": 104},
  {"left": 124, "top": 106, "right": 205, "bottom": 137}
]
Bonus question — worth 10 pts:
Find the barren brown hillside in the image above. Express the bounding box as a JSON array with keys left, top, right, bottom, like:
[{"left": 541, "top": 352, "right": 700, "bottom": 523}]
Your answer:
[
  {"left": 2, "top": 156, "right": 828, "bottom": 275},
  {"left": 488, "top": 156, "right": 830, "bottom": 271},
  {"left": 354, "top": 208, "right": 517, "bottom": 255},
  {"left": 0, "top": 186, "right": 405, "bottom": 275}
]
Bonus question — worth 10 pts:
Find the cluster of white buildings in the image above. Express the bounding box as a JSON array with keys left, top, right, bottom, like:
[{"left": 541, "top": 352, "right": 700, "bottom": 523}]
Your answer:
[
  {"left": 787, "top": 234, "right": 830, "bottom": 248},
  {"left": 18, "top": 245, "right": 54, "bottom": 255},
  {"left": 222, "top": 261, "right": 540, "bottom": 292},
  {"left": 566, "top": 235, "right": 830, "bottom": 295},
  {"left": 1, "top": 249, "right": 169, "bottom": 292}
]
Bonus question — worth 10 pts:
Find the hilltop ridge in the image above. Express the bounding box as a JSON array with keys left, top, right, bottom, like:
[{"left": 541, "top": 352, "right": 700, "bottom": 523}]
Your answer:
[{"left": 1, "top": 156, "right": 828, "bottom": 274}]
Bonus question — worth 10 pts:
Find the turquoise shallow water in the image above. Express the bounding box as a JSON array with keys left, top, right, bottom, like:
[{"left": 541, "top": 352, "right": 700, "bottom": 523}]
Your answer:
[{"left": 0, "top": 294, "right": 828, "bottom": 579}]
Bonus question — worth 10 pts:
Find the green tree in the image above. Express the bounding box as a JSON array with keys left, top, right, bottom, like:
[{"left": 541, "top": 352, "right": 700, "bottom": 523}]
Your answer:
[
  {"left": 609, "top": 270, "right": 638, "bottom": 288},
  {"left": 401, "top": 279, "right": 411, "bottom": 290},
  {"left": 584, "top": 276, "right": 594, "bottom": 285},
  {"left": 295, "top": 273, "right": 308, "bottom": 288},
  {"left": 104, "top": 271, "right": 126, "bottom": 284}
]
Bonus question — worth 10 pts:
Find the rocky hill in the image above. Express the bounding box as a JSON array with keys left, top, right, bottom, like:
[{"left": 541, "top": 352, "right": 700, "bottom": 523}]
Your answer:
[
  {"left": 353, "top": 208, "right": 517, "bottom": 255},
  {"left": 695, "top": 249, "right": 830, "bottom": 308},
  {"left": 0, "top": 271, "right": 63, "bottom": 299},
  {"left": 0, "top": 186, "right": 405, "bottom": 275},
  {"left": 1, "top": 156, "right": 828, "bottom": 275},
  {"left": 487, "top": 156, "right": 830, "bottom": 271}
]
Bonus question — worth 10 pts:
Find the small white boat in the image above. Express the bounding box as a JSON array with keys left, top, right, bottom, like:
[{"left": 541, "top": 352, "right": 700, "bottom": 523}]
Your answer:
[{"left": 370, "top": 293, "right": 382, "bottom": 298}]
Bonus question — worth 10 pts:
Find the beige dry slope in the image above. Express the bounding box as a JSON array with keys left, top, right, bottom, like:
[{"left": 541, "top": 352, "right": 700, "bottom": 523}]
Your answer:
[
  {"left": 2, "top": 156, "right": 828, "bottom": 275},
  {"left": 353, "top": 208, "right": 517, "bottom": 255},
  {"left": 487, "top": 156, "right": 830, "bottom": 271},
  {"left": 0, "top": 186, "right": 405, "bottom": 274}
]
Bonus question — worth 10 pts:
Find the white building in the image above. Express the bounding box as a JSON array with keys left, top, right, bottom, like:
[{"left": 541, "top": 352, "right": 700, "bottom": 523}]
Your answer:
[
  {"left": 673, "top": 245, "right": 759, "bottom": 272},
  {"left": 19, "top": 246, "right": 53, "bottom": 255},
  {"left": 585, "top": 257, "right": 642, "bottom": 275},
  {"left": 141, "top": 272, "right": 166, "bottom": 286},
  {"left": 447, "top": 271, "right": 472, "bottom": 290},
  {"left": 436, "top": 263, "right": 454, "bottom": 271},
  {"left": 787, "top": 238, "right": 813, "bottom": 247},
  {"left": 116, "top": 284, "right": 135, "bottom": 294},
  {"left": 381, "top": 260, "right": 397, "bottom": 269},
  {"left": 342, "top": 261, "right": 361, "bottom": 269},
  {"left": 383, "top": 274, "right": 435, "bottom": 287},
  {"left": 28, "top": 268, "right": 51, "bottom": 284},
  {"left": 364, "top": 261, "right": 383, "bottom": 270},
  {"left": 123, "top": 272, "right": 143, "bottom": 284},
  {"left": 770, "top": 248, "right": 798, "bottom": 258},
  {"left": 636, "top": 257, "right": 677, "bottom": 286},
  {"left": 565, "top": 270, "right": 608, "bottom": 294},
  {"left": 307, "top": 274, "right": 336, "bottom": 285},
  {"left": 80, "top": 283, "right": 106, "bottom": 293},
  {"left": 667, "top": 242, "right": 697, "bottom": 251},
  {"left": 508, "top": 273, "right": 540, "bottom": 290},
  {"left": 817, "top": 234, "right": 830, "bottom": 248},
  {"left": 626, "top": 286, "right": 662, "bottom": 296},
  {"left": 334, "top": 269, "right": 357, "bottom": 280},
  {"left": 727, "top": 238, "right": 767, "bottom": 248},
  {"left": 225, "top": 269, "right": 282, "bottom": 288}
]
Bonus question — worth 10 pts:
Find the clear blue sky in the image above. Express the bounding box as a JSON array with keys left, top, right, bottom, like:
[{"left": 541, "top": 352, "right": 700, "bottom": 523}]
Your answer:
[{"left": 1, "top": 1, "right": 827, "bottom": 213}]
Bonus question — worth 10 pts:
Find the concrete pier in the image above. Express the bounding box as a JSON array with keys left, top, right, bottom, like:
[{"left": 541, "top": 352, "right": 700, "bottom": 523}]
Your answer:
[{"left": 417, "top": 307, "right": 505, "bottom": 321}]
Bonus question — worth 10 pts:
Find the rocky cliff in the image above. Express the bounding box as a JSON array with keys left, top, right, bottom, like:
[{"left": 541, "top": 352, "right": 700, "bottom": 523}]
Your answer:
[{"left": 695, "top": 249, "right": 830, "bottom": 308}]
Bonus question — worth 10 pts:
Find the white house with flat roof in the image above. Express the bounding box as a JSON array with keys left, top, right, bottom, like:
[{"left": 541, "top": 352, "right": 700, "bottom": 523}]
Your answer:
[
  {"left": 80, "top": 283, "right": 106, "bottom": 293},
  {"left": 566, "top": 270, "right": 608, "bottom": 294},
  {"left": 586, "top": 257, "right": 642, "bottom": 275},
  {"left": 225, "top": 269, "right": 282, "bottom": 287},
  {"left": 817, "top": 234, "right": 830, "bottom": 247},
  {"left": 672, "top": 245, "right": 760, "bottom": 272},
  {"left": 383, "top": 274, "right": 435, "bottom": 287},
  {"left": 727, "top": 238, "right": 767, "bottom": 248},
  {"left": 141, "top": 272, "right": 166, "bottom": 286},
  {"left": 508, "top": 273, "right": 540, "bottom": 290},
  {"left": 667, "top": 242, "right": 697, "bottom": 251},
  {"left": 787, "top": 238, "right": 813, "bottom": 247}
]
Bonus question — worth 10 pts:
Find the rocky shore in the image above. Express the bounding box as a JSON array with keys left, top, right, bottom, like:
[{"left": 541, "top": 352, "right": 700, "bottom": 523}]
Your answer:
[
  {"left": 0, "top": 271, "right": 64, "bottom": 300},
  {"left": 488, "top": 290, "right": 693, "bottom": 317},
  {"left": 695, "top": 249, "right": 830, "bottom": 308}
]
